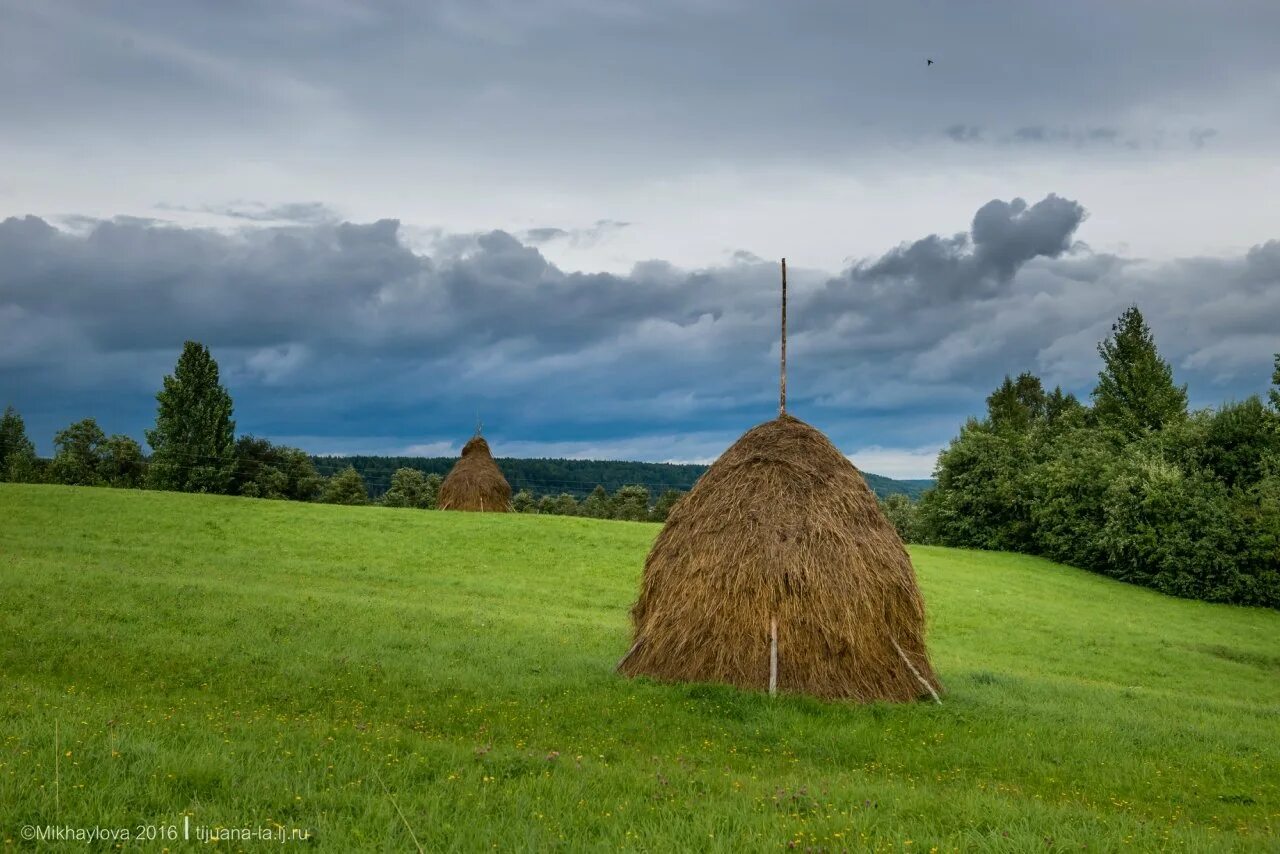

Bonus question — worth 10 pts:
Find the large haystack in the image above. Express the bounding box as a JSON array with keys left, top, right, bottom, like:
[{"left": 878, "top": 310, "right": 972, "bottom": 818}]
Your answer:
[
  {"left": 437, "top": 436, "right": 512, "bottom": 512},
  {"left": 618, "top": 413, "right": 940, "bottom": 702}
]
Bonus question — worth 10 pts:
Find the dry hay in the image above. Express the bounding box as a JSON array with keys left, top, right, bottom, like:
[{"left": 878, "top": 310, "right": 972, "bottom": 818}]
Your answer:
[
  {"left": 437, "top": 436, "right": 512, "bottom": 512},
  {"left": 619, "top": 414, "right": 940, "bottom": 702}
]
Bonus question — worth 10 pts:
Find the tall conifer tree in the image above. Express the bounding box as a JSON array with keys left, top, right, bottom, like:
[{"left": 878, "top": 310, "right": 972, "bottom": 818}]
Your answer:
[
  {"left": 1092, "top": 306, "right": 1187, "bottom": 436},
  {"left": 146, "top": 341, "right": 236, "bottom": 493}
]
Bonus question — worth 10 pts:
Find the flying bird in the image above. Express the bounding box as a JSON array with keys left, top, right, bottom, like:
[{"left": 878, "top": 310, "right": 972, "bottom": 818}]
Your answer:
[{"left": 927, "top": 58, "right": 934, "bottom": 66}]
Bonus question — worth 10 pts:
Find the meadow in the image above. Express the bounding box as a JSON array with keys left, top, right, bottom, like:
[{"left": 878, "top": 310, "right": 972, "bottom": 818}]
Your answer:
[{"left": 1, "top": 484, "right": 1278, "bottom": 851}]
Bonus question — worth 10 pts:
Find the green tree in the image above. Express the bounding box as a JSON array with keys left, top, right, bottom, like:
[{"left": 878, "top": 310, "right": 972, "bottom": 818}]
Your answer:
[
  {"left": 1096, "top": 447, "right": 1246, "bottom": 603},
  {"left": 1027, "top": 427, "right": 1115, "bottom": 569},
  {"left": 611, "top": 485, "right": 650, "bottom": 521},
  {"left": 51, "top": 418, "right": 107, "bottom": 485},
  {"left": 651, "top": 489, "right": 684, "bottom": 522},
  {"left": 919, "top": 318, "right": 1278, "bottom": 608},
  {"left": 580, "top": 485, "right": 613, "bottom": 519},
  {"left": 146, "top": 341, "right": 237, "bottom": 493},
  {"left": 233, "top": 440, "right": 322, "bottom": 501},
  {"left": 422, "top": 473, "right": 444, "bottom": 509},
  {"left": 1201, "top": 397, "right": 1276, "bottom": 489},
  {"left": 0, "top": 405, "right": 38, "bottom": 482},
  {"left": 232, "top": 436, "right": 285, "bottom": 498},
  {"left": 1092, "top": 306, "right": 1187, "bottom": 437},
  {"left": 1271, "top": 354, "right": 1280, "bottom": 412},
  {"left": 383, "top": 467, "right": 432, "bottom": 508},
  {"left": 880, "top": 494, "right": 918, "bottom": 542},
  {"left": 100, "top": 434, "right": 147, "bottom": 488},
  {"left": 511, "top": 489, "right": 537, "bottom": 513},
  {"left": 1044, "top": 386, "right": 1086, "bottom": 429},
  {"left": 987, "top": 372, "right": 1047, "bottom": 435},
  {"left": 320, "top": 466, "right": 369, "bottom": 505},
  {"left": 918, "top": 417, "right": 1035, "bottom": 551},
  {"left": 1233, "top": 459, "right": 1280, "bottom": 607},
  {"left": 284, "top": 449, "right": 323, "bottom": 501}
]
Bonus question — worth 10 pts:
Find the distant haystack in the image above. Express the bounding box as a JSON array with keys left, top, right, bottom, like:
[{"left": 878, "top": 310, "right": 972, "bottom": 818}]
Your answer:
[
  {"left": 617, "top": 258, "right": 940, "bottom": 702},
  {"left": 437, "top": 436, "right": 511, "bottom": 512}
]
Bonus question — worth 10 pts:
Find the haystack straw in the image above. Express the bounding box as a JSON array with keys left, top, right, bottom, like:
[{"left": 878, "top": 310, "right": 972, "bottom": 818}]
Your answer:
[
  {"left": 437, "top": 436, "right": 512, "bottom": 512},
  {"left": 618, "top": 413, "right": 940, "bottom": 702}
]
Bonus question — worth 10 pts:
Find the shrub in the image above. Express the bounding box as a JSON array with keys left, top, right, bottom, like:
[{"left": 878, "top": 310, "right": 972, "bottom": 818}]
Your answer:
[
  {"left": 383, "top": 468, "right": 433, "bottom": 508},
  {"left": 879, "top": 494, "right": 918, "bottom": 543},
  {"left": 321, "top": 466, "right": 369, "bottom": 506}
]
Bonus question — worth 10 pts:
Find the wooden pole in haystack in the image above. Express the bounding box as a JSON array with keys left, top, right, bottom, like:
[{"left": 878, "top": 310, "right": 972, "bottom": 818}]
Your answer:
[
  {"left": 769, "top": 617, "right": 779, "bottom": 696},
  {"left": 891, "top": 636, "right": 942, "bottom": 705},
  {"left": 779, "top": 258, "right": 787, "bottom": 416},
  {"left": 772, "top": 259, "right": 785, "bottom": 697}
]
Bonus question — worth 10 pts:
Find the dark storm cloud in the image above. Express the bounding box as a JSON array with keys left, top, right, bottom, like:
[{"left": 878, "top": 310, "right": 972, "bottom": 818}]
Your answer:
[
  {"left": 2, "top": 197, "right": 1276, "bottom": 463},
  {"left": 0, "top": 214, "right": 716, "bottom": 364},
  {"left": 813, "top": 194, "right": 1086, "bottom": 315}
]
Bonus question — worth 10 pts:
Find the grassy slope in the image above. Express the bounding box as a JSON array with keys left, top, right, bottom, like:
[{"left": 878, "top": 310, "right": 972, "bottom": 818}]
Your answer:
[{"left": 0, "top": 484, "right": 1277, "bottom": 852}]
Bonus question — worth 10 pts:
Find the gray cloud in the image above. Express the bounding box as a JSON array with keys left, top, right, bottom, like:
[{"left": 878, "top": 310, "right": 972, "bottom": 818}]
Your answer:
[
  {"left": 1190, "top": 127, "right": 1218, "bottom": 149},
  {"left": 1011, "top": 125, "right": 1135, "bottom": 148},
  {"left": 157, "top": 201, "right": 340, "bottom": 224},
  {"left": 1, "top": 198, "right": 1276, "bottom": 473},
  {"left": 2, "top": 2, "right": 1276, "bottom": 477},
  {"left": 814, "top": 194, "right": 1086, "bottom": 317},
  {"left": 1012, "top": 126, "right": 1058, "bottom": 144},
  {"left": 523, "top": 227, "right": 569, "bottom": 243},
  {"left": 1, "top": 1, "right": 1273, "bottom": 288},
  {"left": 521, "top": 219, "right": 630, "bottom": 248},
  {"left": 3, "top": 1, "right": 1274, "bottom": 170},
  {"left": 944, "top": 124, "right": 1169, "bottom": 149},
  {"left": 944, "top": 124, "right": 982, "bottom": 143}
]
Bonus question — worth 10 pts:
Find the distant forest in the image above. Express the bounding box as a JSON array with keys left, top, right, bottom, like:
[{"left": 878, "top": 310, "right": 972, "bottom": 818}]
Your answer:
[{"left": 312, "top": 454, "right": 934, "bottom": 501}]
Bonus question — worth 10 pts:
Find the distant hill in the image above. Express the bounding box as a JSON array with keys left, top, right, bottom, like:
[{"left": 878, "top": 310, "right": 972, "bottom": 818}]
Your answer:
[{"left": 313, "top": 455, "right": 933, "bottom": 501}]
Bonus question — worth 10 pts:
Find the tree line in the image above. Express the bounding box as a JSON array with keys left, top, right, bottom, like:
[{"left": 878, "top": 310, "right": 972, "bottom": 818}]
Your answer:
[
  {"left": 0, "top": 340, "right": 691, "bottom": 519},
  {"left": 1, "top": 339, "right": 926, "bottom": 517},
  {"left": 312, "top": 455, "right": 708, "bottom": 501},
  {"left": 317, "top": 465, "right": 687, "bottom": 522},
  {"left": 1, "top": 342, "right": 324, "bottom": 500},
  {"left": 7, "top": 313, "right": 1273, "bottom": 608},
  {"left": 886, "top": 307, "right": 1279, "bottom": 608},
  {"left": 313, "top": 456, "right": 929, "bottom": 502}
]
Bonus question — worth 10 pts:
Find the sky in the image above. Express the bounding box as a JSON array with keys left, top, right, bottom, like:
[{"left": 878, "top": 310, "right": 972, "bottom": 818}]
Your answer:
[{"left": 2, "top": 0, "right": 1279, "bottom": 478}]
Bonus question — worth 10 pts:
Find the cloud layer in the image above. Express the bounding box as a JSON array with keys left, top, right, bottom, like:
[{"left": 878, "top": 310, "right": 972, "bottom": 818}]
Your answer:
[{"left": 2, "top": 196, "right": 1277, "bottom": 477}]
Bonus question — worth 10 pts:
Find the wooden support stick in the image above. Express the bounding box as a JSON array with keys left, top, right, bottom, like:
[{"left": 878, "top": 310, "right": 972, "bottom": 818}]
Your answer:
[
  {"left": 55, "top": 717, "right": 60, "bottom": 818},
  {"left": 779, "top": 258, "right": 787, "bottom": 415},
  {"left": 615, "top": 637, "right": 642, "bottom": 672},
  {"left": 373, "top": 767, "right": 425, "bottom": 854},
  {"left": 769, "top": 617, "right": 779, "bottom": 696},
  {"left": 891, "top": 637, "right": 941, "bottom": 705}
]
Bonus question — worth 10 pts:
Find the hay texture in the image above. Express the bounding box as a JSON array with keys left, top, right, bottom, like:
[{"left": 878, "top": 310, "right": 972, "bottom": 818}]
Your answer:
[
  {"left": 437, "top": 436, "right": 512, "bottom": 512},
  {"left": 619, "top": 414, "right": 940, "bottom": 702}
]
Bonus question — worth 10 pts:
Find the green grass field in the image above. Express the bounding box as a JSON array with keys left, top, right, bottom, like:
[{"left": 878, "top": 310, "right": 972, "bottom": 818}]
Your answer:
[{"left": 1, "top": 484, "right": 1278, "bottom": 851}]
